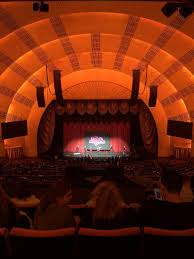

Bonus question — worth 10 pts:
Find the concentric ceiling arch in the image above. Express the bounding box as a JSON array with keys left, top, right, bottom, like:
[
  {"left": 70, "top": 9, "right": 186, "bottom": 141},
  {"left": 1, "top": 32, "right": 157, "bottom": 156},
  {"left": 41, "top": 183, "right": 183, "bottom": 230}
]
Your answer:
[
  {"left": 0, "top": 11, "right": 193, "bottom": 124},
  {"left": 0, "top": 2, "right": 193, "bottom": 157}
]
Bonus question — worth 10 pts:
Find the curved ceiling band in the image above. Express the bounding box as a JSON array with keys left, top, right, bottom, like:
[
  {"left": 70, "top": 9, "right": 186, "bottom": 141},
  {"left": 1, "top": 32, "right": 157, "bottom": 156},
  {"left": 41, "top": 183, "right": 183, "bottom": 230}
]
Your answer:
[
  {"left": 1, "top": 34, "right": 193, "bottom": 108},
  {"left": 6, "top": 66, "right": 189, "bottom": 125},
  {"left": 0, "top": 12, "right": 192, "bottom": 125},
  {"left": 7, "top": 52, "right": 180, "bottom": 107},
  {"left": 0, "top": 12, "right": 193, "bottom": 74},
  {"left": 0, "top": 12, "right": 193, "bottom": 107}
]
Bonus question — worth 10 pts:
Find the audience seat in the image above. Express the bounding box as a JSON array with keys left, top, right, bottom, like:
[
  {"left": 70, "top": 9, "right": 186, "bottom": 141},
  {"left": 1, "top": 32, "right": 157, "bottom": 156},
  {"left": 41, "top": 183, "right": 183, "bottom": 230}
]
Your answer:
[
  {"left": 0, "top": 228, "right": 9, "bottom": 258},
  {"left": 9, "top": 227, "right": 76, "bottom": 258},
  {"left": 143, "top": 227, "right": 194, "bottom": 258},
  {"left": 77, "top": 227, "right": 141, "bottom": 258}
]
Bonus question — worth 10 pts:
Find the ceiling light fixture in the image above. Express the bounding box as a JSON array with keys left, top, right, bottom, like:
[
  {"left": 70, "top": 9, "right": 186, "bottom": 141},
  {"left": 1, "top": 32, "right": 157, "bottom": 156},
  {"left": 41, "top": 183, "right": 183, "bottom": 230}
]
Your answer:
[
  {"left": 161, "top": 1, "right": 193, "bottom": 18},
  {"left": 33, "top": 1, "right": 49, "bottom": 12}
]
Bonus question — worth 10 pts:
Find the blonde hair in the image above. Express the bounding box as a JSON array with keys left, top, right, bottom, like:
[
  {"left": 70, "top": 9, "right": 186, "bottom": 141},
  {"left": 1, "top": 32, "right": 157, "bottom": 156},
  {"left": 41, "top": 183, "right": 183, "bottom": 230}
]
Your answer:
[{"left": 91, "top": 181, "right": 124, "bottom": 223}]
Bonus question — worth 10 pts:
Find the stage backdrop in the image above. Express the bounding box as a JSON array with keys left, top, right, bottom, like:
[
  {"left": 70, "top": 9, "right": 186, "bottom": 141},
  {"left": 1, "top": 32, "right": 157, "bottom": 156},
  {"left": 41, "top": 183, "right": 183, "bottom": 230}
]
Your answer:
[
  {"left": 84, "top": 132, "right": 110, "bottom": 151},
  {"left": 63, "top": 121, "right": 130, "bottom": 153}
]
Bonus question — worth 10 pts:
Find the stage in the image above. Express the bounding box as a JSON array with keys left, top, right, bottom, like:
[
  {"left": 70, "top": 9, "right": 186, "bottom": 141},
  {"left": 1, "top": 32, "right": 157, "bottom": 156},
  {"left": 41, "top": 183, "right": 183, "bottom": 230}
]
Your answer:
[
  {"left": 37, "top": 100, "right": 158, "bottom": 159},
  {"left": 63, "top": 151, "right": 130, "bottom": 158}
]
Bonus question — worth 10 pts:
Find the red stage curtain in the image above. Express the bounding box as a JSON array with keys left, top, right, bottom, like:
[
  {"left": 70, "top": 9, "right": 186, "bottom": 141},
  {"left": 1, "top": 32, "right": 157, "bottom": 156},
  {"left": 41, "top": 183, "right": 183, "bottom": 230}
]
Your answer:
[{"left": 63, "top": 121, "right": 130, "bottom": 153}]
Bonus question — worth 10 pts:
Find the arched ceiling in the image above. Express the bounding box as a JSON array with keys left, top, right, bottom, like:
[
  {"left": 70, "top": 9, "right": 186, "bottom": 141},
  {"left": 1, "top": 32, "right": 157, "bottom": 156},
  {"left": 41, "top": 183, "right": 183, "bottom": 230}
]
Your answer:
[{"left": 0, "top": 1, "right": 193, "bottom": 124}]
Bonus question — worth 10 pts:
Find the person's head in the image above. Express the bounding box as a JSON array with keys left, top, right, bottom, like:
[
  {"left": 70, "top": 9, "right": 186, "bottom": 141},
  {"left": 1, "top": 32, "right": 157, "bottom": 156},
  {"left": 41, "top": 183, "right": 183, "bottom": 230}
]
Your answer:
[
  {"left": 160, "top": 169, "right": 183, "bottom": 202},
  {"left": 92, "top": 181, "right": 124, "bottom": 223},
  {"left": 0, "top": 185, "right": 10, "bottom": 208},
  {"left": 37, "top": 180, "right": 72, "bottom": 214},
  {"left": 16, "top": 180, "right": 32, "bottom": 200},
  {"left": 88, "top": 181, "right": 112, "bottom": 207},
  {"left": 145, "top": 190, "right": 155, "bottom": 201}
]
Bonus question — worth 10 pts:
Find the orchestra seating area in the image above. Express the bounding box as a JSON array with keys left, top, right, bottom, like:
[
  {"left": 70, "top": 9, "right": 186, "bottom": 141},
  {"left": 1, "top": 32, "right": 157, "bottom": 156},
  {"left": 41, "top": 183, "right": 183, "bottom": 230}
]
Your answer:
[
  {"left": 0, "top": 158, "right": 194, "bottom": 258},
  {"left": 0, "top": 1, "right": 193, "bottom": 258},
  {"left": 0, "top": 157, "right": 192, "bottom": 199},
  {"left": 1, "top": 225, "right": 194, "bottom": 258}
]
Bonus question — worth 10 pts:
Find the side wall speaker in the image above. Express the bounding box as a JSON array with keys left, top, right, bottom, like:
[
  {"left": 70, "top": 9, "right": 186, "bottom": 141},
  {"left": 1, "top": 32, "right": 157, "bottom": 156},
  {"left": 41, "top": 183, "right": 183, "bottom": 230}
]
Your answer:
[
  {"left": 149, "top": 85, "right": 158, "bottom": 107},
  {"left": 1, "top": 120, "right": 28, "bottom": 139},
  {"left": 53, "top": 70, "right": 64, "bottom": 106},
  {"left": 131, "top": 69, "right": 140, "bottom": 104},
  {"left": 167, "top": 120, "right": 193, "bottom": 139},
  {"left": 36, "top": 87, "right": 45, "bottom": 107}
]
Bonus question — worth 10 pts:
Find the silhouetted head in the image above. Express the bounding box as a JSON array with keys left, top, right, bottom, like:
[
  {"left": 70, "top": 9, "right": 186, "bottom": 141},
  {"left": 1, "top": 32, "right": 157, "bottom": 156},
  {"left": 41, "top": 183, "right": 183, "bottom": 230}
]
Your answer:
[
  {"left": 36, "top": 180, "right": 71, "bottom": 213},
  {"left": 91, "top": 181, "right": 125, "bottom": 223},
  {"left": 160, "top": 169, "right": 183, "bottom": 202},
  {"left": 16, "top": 180, "right": 32, "bottom": 200}
]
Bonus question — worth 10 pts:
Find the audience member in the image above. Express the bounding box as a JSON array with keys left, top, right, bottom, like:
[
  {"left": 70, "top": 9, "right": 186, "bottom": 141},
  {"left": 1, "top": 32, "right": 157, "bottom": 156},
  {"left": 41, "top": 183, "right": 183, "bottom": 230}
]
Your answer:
[
  {"left": 180, "top": 175, "right": 193, "bottom": 202},
  {"left": 0, "top": 185, "right": 32, "bottom": 229},
  {"left": 10, "top": 180, "right": 40, "bottom": 208},
  {"left": 81, "top": 181, "right": 139, "bottom": 229},
  {"left": 141, "top": 169, "right": 194, "bottom": 229},
  {"left": 34, "top": 180, "right": 75, "bottom": 230},
  {"left": 86, "top": 181, "right": 128, "bottom": 209}
]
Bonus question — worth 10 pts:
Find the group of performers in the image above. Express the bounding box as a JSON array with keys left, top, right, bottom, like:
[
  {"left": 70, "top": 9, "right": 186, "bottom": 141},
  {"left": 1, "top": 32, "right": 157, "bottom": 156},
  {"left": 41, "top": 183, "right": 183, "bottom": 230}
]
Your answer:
[{"left": 75, "top": 144, "right": 137, "bottom": 158}]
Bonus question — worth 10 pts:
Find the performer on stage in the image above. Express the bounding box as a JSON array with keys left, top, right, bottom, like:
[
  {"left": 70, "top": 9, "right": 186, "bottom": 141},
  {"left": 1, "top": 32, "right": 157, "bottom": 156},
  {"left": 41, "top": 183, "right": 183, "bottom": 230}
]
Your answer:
[
  {"left": 97, "top": 146, "right": 101, "bottom": 152},
  {"left": 84, "top": 145, "right": 87, "bottom": 152},
  {"left": 76, "top": 145, "right": 79, "bottom": 153},
  {"left": 110, "top": 144, "right": 113, "bottom": 152}
]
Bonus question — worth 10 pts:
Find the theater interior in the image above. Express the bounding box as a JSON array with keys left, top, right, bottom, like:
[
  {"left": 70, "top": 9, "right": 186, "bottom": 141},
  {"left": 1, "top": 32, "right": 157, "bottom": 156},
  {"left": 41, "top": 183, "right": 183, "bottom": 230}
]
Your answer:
[{"left": 0, "top": 0, "right": 194, "bottom": 258}]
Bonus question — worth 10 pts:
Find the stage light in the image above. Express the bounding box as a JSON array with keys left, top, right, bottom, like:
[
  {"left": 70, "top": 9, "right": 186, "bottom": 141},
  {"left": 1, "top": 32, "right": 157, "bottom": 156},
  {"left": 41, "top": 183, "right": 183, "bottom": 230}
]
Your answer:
[
  {"left": 40, "top": 1, "right": 49, "bottom": 12},
  {"left": 33, "top": 2, "right": 39, "bottom": 11},
  {"left": 161, "top": 3, "right": 177, "bottom": 17},
  {"left": 33, "top": 1, "right": 49, "bottom": 12},
  {"left": 161, "top": 1, "right": 194, "bottom": 18},
  {"left": 179, "top": 6, "right": 193, "bottom": 17}
]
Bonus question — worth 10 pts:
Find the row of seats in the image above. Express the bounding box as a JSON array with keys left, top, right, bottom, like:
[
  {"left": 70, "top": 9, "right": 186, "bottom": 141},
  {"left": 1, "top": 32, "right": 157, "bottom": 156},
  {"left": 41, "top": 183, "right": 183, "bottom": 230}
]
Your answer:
[{"left": 1, "top": 226, "right": 194, "bottom": 258}]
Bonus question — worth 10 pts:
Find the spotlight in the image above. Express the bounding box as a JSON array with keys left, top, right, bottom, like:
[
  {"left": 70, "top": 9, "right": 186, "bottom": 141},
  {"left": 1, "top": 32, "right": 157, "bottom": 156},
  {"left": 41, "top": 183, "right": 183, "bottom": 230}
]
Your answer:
[
  {"left": 161, "top": 1, "right": 194, "bottom": 18},
  {"left": 161, "top": 3, "right": 177, "bottom": 17},
  {"left": 40, "top": 1, "right": 49, "bottom": 12},
  {"left": 179, "top": 6, "right": 193, "bottom": 17},
  {"left": 33, "top": 2, "right": 39, "bottom": 11},
  {"left": 33, "top": 1, "right": 49, "bottom": 12}
]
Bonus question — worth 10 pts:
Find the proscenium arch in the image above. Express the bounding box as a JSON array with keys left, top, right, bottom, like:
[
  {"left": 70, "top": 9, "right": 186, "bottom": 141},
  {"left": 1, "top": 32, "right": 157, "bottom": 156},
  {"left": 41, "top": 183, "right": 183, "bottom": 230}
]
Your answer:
[
  {"left": 5, "top": 68, "right": 170, "bottom": 157},
  {"left": 1, "top": 11, "right": 193, "bottom": 156}
]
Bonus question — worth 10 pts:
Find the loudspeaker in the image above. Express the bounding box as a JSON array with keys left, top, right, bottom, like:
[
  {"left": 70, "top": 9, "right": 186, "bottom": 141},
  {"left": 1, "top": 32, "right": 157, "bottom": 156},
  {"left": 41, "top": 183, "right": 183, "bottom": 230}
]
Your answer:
[
  {"left": 1, "top": 120, "right": 28, "bottom": 139},
  {"left": 36, "top": 87, "right": 45, "bottom": 107},
  {"left": 149, "top": 85, "right": 158, "bottom": 107},
  {"left": 131, "top": 69, "right": 140, "bottom": 104},
  {"left": 167, "top": 120, "right": 193, "bottom": 139},
  {"left": 53, "top": 70, "right": 64, "bottom": 106}
]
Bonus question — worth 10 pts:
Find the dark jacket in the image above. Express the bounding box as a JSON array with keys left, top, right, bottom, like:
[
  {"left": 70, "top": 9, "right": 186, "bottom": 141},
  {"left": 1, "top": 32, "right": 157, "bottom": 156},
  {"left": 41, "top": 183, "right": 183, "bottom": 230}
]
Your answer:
[
  {"left": 34, "top": 203, "right": 75, "bottom": 230},
  {"left": 141, "top": 199, "right": 194, "bottom": 230}
]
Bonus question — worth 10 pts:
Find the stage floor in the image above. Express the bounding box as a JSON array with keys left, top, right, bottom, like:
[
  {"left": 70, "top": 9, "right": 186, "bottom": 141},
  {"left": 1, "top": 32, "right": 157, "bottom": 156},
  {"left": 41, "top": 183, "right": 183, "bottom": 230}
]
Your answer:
[{"left": 63, "top": 151, "right": 130, "bottom": 158}]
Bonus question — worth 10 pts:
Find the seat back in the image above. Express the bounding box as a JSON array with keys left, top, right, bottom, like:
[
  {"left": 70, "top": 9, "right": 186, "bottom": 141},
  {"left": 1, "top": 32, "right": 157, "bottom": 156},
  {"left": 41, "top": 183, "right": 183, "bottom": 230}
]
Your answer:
[
  {"left": 77, "top": 227, "right": 141, "bottom": 258},
  {"left": 9, "top": 227, "right": 76, "bottom": 258},
  {"left": 0, "top": 228, "right": 8, "bottom": 258},
  {"left": 143, "top": 227, "right": 194, "bottom": 258}
]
